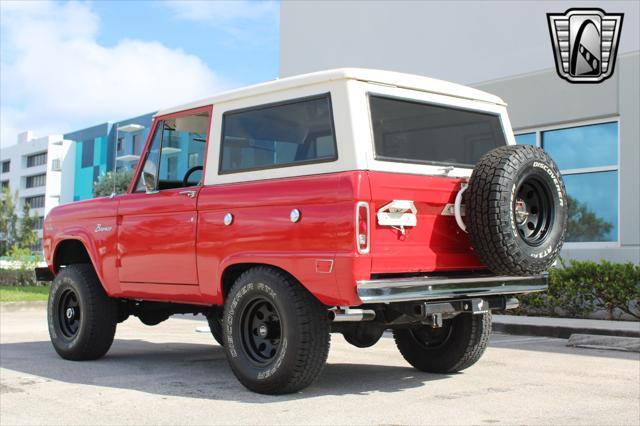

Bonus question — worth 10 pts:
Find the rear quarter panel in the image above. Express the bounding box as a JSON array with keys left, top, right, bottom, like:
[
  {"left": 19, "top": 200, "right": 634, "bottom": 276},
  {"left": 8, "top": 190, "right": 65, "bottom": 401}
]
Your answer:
[{"left": 197, "top": 172, "right": 362, "bottom": 306}]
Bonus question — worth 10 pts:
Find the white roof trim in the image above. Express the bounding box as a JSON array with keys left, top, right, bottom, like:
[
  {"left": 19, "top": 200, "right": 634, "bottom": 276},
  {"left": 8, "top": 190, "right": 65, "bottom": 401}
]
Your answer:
[{"left": 156, "top": 68, "right": 506, "bottom": 116}]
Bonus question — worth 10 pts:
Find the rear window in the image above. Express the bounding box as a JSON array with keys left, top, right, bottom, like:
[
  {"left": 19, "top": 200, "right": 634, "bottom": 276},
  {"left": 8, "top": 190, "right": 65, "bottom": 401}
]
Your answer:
[
  {"left": 369, "top": 95, "right": 507, "bottom": 168},
  {"left": 220, "top": 94, "right": 337, "bottom": 174}
]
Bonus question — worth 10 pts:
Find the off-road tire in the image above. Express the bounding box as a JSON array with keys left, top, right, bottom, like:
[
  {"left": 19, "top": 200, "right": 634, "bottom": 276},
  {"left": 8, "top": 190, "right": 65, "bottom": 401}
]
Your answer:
[
  {"left": 342, "top": 323, "right": 385, "bottom": 348},
  {"left": 465, "top": 145, "right": 567, "bottom": 275},
  {"left": 222, "top": 267, "right": 330, "bottom": 394},
  {"left": 393, "top": 312, "right": 491, "bottom": 373},
  {"left": 206, "top": 312, "right": 224, "bottom": 346},
  {"left": 48, "top": 264, "right": 118, "bottom": 360}
]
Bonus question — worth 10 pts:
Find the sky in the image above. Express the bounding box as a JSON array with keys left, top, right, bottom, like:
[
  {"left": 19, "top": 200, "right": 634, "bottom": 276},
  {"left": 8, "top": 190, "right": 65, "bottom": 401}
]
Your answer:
[{"left": 0, "top": 0, "right": 279, "bottom": 149}]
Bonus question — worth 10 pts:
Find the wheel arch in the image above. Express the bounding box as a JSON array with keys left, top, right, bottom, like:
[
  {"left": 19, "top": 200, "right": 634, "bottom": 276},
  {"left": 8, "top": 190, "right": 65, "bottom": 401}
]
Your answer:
[
  {"left": 220, "top": 262, "right": 302, "bottom": 302},
  {"left": 52, "top": 238, "right": 100, "bottom": 278}
]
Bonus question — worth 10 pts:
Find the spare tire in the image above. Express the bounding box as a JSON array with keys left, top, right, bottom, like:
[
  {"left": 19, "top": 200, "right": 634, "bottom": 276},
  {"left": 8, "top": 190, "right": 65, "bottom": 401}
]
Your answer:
[{"left": 465, "top": 145, "right": 567, "bottom": 275}]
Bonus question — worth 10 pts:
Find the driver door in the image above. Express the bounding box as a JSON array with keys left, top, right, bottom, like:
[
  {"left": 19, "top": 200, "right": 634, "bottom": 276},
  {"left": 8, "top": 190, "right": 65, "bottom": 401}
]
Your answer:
[{"left": 117, "top": 107, "right": 211, "bottom": 285}]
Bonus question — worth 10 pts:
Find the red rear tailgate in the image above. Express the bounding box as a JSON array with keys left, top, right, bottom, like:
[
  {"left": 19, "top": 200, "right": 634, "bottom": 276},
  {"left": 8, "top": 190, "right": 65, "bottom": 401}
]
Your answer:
[{"left": 367, "top": 171, "right": 484, "bottom": 274}]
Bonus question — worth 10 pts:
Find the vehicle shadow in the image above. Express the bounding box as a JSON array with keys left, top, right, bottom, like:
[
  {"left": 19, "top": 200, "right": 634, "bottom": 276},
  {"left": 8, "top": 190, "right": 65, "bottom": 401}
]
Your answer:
[{"left": 0, "top": 339, "right": 450, "bottom": 402}]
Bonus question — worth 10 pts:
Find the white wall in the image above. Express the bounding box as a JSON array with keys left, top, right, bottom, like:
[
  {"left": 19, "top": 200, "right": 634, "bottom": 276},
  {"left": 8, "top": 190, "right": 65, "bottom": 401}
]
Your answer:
[
  {"left": 0, "top": 132, "right": 72, "bottom": 247},
  {"left": 280, "top": 1, "right": 639, "bottom": 84}
]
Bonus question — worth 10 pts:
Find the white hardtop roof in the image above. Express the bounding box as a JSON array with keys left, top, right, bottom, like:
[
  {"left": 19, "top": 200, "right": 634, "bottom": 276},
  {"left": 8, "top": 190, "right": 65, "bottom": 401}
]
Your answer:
[{"left": 156, "top": 68, "right": 506, "bottom": 116}]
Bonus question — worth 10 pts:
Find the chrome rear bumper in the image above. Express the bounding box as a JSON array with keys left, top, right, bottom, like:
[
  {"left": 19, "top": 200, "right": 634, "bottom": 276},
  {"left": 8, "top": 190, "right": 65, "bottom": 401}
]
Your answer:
[{"left": 357, "top": 274, "right": 548, "bottom": 304}]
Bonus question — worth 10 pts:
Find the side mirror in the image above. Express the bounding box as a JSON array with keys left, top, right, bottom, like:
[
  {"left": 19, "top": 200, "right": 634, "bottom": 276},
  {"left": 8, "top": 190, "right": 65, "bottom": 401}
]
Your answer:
[{"left": 142, "top": 171, "right": 158, "bottom": 194}]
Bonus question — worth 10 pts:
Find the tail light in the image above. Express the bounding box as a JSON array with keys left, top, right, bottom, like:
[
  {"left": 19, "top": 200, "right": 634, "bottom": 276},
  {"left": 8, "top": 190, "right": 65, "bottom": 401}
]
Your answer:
[{"left": 356, "top": 201, "right": 370, "bottom": 254}]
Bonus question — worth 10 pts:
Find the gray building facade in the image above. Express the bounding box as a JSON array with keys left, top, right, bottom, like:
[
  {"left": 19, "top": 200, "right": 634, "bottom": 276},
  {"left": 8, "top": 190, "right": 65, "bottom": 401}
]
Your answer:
[{"left": 280, "top": 1, "right": 639, "bottom": 263}]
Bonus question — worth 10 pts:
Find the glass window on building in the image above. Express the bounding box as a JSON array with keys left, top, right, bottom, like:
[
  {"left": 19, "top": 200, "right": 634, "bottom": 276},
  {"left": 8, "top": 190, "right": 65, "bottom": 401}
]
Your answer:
[
  {"left": 82, "top": 139, "right": 94, "bottom": 167},
  {"left": 35, "top": 216, "right": 44, "bottom": 230},
  {"left": 1, "top": 160, "right": 9, "bottom": 173},
  {"left": 515, "top": 133, "right": 536, "bottom": 145},
  {"left": 30, "top": 239, "right": 42, "bottom": 253},
  {"left": 133, "top": 134, "right": 143, "bottom": 155},
  {"left": 117, "top": 137, "right": 124, "bottom": 154},
  {"left": 188, "top": 152, "right": 199, "bottom": 168},
  {"left": 1, "top": 180, "right": 8, "bottom": 190},
  {"left": 25, "top": 195, "right": 45, "bottom": 209},
  {"left": 26, "top": 174, "right": 46, "bottom": 188},
  {"left": 541, "top": 122, "right": 618, "bottom": 243},
  {"left": 26, "top": 152, "right": 47, "bottom": 167}
]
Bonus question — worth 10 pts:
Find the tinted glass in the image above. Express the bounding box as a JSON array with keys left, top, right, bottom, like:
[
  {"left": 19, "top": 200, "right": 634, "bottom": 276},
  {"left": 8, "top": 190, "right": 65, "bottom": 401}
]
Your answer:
[
  {"left": 370, "top": 96, "right": 507, "bottom": 167},
  {"left": 27, "top": 152, "right": 47, "bottom": 167},
  {"left": 542, "top": 122, "right": 617, "bottom": 170},
  {"left": 515, "top": 133, "right": 536, "bottom": 146},
  {"left": 220, "top": 95, "right": 336, "bottom": 173},
  {"left": 25, "top": 195, "right": 44, "bottom": 208},
  {"left": 81, "top": 140, "right": 94, "bottom": 168},
  {"left": 26, "top": 174, "right": 46, "bottom": 188},
  {"left": 133, "top": 134, "right": 142, "bottom": 154},
  {"left": 564, "top": 171, "right": 618, "bottom": 242}
]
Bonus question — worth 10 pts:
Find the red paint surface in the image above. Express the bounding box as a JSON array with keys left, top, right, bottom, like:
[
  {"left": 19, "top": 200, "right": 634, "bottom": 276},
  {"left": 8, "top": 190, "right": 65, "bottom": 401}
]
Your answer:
[{"left": 44, "top": 170, "right": 484, "bottom": 307}]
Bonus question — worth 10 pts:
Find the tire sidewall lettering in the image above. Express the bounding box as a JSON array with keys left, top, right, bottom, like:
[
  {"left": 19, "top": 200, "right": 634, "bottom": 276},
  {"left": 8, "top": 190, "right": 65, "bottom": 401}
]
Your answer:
[
  {"left": 532, "top": 161, "right": 564, "bottom": 207},
  {"left": 513, "top": 160, "right": 566, "bottom": 260},
  {"left": 226, "top": 279, "right": 287, "bottom": 381}
]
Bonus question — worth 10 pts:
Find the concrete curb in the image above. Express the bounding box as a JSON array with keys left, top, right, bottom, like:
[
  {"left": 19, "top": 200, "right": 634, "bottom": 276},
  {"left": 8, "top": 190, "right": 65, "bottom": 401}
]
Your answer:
[
  {"left": 493, "top": 317, "right": 640, "bottom": 339},
  {"left": 0, "top": 301, "right": 47, "bottom": 312},
  {"left": 567, "top": 334, "right": 640, "bottom": 352}
]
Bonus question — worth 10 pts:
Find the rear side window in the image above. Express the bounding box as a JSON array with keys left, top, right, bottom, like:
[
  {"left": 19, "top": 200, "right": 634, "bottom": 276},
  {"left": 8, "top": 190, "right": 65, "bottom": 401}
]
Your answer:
[
  {"left": 369, "top": 95, "right": 507, "bottom": 168},
  {"left": 220, "top": 94, "right": 337, "bottom": 174}
]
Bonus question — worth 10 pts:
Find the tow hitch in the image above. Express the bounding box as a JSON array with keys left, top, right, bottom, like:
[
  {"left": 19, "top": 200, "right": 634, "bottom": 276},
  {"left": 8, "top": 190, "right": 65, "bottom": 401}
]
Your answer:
[{"left": 420, "top": 297, "right": 518, "bottom": 328}]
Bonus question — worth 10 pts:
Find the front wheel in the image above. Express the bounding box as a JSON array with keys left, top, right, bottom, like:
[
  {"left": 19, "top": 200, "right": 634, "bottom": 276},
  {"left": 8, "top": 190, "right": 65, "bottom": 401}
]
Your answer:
[
  {"left": 48, "top": 264, "right": 118, "bottom": 360},
  {"left": 393, "top": 312, "right": 491, "bottom": 373},
  {"left": 206, "top": 310, "right": 224, "bottom": 346},
  {"left": 222, "top": 267, "right": 330, "bottom": 394}
]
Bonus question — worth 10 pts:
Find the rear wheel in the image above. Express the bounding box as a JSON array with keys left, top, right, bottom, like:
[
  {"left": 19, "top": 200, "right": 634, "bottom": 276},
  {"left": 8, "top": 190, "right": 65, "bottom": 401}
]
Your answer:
[
  {"left": 222, "top": 267, "right": 330, "bottom": 394},
  {"left": 393, "top": 312, "right": 491, "bottom": 373},
  {"left": 48, "top": 264, "right": 117, "bottom": 360}
]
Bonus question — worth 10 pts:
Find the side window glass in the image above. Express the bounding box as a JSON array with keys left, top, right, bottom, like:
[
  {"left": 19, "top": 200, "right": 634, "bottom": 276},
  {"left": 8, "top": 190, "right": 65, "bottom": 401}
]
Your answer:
[
  {"left": 135, "top": 121, "right": 163, "bottom": 193},
  {"left": 134, "top": 111, "right": 210, "bottom": 192},
  {"left": 220, "top": 95, "right": 337, "bottom": 174}
]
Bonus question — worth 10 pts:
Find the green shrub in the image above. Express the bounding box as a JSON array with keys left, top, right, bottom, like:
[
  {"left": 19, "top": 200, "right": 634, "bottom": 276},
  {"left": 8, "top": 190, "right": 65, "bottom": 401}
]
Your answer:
[
  {"left": 0, "top": 268, "right": 41, "bottom": 286},
  {"left": 0, "top": 247, "right": 45, "bottom": 286},
  {"left": 516, "top": 259, "right": 640, "bottom": 320}
]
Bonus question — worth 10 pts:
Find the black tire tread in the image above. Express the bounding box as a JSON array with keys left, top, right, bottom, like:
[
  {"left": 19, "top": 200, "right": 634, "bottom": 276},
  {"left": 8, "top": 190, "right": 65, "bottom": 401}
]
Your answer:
[
  {"left": 224, "top": 266, "right": 330, "bottom": 394},
  {"left": 49, "top": 264, "right": 117, "bottom": 360},
  {"left": 206, "top": 314, "right": 224, "bottom": 346},
  {"left": 393, "top": 313, "right": 492, "bottom": 373},
  {"left": 465, "top": 145, "right": 567, "bottom": 275}
]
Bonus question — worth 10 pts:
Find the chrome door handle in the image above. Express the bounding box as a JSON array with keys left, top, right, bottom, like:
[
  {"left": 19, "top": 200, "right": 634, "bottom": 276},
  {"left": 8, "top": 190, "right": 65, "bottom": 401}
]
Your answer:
[{"left": 179, "top": 190, "right": 197, "bottom": 199}]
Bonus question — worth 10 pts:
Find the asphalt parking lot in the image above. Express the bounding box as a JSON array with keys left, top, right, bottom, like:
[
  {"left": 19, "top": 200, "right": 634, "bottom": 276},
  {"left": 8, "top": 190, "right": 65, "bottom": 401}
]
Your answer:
[{"left": 1, "top": 304, "right": 639, "bottom": 425}]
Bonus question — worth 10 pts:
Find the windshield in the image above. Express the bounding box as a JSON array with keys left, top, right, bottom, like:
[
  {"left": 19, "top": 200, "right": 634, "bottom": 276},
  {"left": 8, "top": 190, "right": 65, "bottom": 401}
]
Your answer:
[{"left": 369, "top": 95, "right": 507, "bottom": 168}]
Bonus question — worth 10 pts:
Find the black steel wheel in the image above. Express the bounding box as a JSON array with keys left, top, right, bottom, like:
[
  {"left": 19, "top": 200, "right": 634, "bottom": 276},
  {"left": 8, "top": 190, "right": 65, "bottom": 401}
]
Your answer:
[
  {"left": 241, "top": 298, "right": 282, "bottom": 364},
  {"left": 48, "top": 264, "right": 117, "bottom": 361},
  {"left": 465, "top": 145, "right": 568, "bottom": 275},
  {"left": 223, "top": 266, "right": 330, "bottom": 395},
  {"left": 58, "top": 289, "right": 81, "bottom": 338},
  {"left": 393, "top": 312, "right": 491, "bottom": 373},
  {"left": 514, "top": 176, "right": 554, "bottom": 246},
  {"left": 408, "top": 322, "right": 454, "bottom": 350}
]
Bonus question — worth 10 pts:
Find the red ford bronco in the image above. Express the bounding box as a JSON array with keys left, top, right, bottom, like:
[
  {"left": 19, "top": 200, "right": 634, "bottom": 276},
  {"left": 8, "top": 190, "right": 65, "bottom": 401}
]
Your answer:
[{"left": 37, "top": 69, "right": 567, "bottom": 394}]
